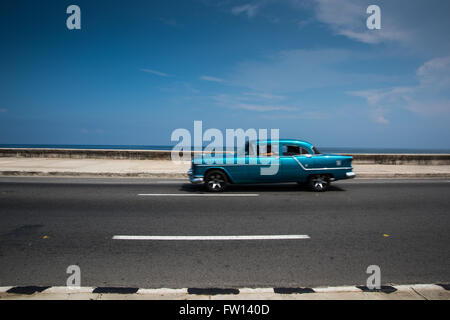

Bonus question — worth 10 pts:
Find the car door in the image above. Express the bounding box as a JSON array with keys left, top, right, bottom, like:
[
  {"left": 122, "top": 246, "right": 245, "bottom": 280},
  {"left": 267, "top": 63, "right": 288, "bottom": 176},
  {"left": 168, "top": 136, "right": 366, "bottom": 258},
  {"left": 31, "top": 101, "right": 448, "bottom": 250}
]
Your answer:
[
  {"left": 245, "top": 142, "right": 282, "bottom": 183},
  {"left": 279, "top": 144, "right": 312, "bottom": 182}
]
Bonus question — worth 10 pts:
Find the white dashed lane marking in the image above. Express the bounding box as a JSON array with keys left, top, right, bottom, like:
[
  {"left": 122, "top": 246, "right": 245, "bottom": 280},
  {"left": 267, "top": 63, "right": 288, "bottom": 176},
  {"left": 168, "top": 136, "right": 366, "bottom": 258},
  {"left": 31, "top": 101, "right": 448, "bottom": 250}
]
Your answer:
[
  {"left": 112, "top": 235, "right": 310, "bottom": 241},
  {"left": 138, "top": 193, "right": 259, "bottom": 197}
]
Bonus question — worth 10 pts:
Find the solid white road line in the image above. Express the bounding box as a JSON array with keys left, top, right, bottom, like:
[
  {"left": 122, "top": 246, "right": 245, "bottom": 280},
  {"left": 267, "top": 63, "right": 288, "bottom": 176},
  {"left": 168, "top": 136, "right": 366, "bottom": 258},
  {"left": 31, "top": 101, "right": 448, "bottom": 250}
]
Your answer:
[
  {"left": 313, "top": 286, "right": 363, "bottom": 293},
  {"left": 138, "top": 193, "right": 259, "bottom": 197},
  {"left": 137, "top": 288, "right": 188, "bottom": 294},
  {"left": 239, "top": 288, "right": 275, "bottom": 294},
  {"left": 44, "top": 286, "right": 96, "bottom": 294},
  {"left": 112, "top": 235, "right": 310, "bottom": 241}
]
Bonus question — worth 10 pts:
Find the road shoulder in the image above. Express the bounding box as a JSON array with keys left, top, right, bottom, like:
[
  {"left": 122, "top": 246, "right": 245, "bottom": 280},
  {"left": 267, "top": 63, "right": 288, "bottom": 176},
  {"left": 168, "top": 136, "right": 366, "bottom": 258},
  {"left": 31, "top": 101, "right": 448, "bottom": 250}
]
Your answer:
[{"left": 1, "top": 284, "right": 449, "bottom": 300}]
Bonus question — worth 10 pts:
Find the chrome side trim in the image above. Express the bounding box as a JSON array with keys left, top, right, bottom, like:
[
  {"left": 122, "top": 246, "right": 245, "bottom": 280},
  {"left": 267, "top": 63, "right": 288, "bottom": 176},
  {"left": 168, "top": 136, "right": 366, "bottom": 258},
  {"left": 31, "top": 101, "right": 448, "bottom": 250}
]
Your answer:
[
  {"left": 292, "top": 156, "right": 352, "bottom": 171},
  {"left": 194, "top": 163, "right": 280, "bottom": 167},
  {"left": 193, "top": 157, "right": 352, "bottom": 171}
]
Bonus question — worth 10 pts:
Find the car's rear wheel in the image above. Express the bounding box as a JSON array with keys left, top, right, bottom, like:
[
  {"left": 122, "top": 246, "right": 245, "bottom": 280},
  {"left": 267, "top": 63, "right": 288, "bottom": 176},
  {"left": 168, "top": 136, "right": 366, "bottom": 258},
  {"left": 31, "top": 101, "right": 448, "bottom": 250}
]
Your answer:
[
  {"left": 308, "top": 174, "right": 330, "bottom": 192},
  {"left": 205, "top": 170, "right": 228, "bottom": 192}
]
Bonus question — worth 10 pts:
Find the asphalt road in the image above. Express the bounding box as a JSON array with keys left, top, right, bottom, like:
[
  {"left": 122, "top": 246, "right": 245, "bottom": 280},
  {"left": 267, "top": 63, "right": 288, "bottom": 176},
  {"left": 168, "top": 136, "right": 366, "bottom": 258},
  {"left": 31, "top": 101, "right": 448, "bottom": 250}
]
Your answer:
[{"left": 0, "top": 177, "right": 449, "bottom": 288}]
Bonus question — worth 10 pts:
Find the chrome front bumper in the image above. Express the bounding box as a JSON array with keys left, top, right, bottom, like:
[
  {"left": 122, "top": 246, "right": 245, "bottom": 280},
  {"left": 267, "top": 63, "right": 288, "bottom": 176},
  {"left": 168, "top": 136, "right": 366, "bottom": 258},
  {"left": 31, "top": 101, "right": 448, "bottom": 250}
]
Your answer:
[
  {"left": 346, "top": 172, "right": 356, "bottom": 179},
  {"left": 189, "top": 176, "right": 204, "bottom": 184},
  {"left": 188, "top": 169, "right": 204, "bottom": 184}
]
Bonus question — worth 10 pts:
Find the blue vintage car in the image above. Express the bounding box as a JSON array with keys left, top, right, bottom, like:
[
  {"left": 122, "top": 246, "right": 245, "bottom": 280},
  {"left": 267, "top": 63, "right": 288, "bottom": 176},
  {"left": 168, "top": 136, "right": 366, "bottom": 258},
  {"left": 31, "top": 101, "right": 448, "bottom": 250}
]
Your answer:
[{"left": 187, "top": 139, "right": 355, "bottom": 192}]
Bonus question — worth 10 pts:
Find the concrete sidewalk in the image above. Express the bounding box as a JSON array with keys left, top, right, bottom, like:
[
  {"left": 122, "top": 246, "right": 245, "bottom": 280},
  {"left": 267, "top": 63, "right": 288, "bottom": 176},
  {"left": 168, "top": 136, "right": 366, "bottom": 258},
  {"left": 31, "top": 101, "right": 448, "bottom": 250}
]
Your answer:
[{"left": 0, "top": 158, "right": 450, "bottom": 178}]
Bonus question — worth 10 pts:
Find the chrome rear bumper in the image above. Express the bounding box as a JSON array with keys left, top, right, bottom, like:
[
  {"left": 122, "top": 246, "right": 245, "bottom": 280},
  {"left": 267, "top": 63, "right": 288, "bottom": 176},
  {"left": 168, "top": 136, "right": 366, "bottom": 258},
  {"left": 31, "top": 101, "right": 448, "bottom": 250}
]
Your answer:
[{"left": 346, "top": 172, "right": 356, "bottom": 179}]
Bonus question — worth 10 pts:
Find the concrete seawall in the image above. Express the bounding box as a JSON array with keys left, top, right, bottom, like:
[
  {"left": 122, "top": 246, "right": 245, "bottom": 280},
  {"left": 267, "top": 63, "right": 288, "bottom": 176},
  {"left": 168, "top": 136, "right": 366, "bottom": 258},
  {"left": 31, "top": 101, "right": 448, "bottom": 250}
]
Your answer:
[{"left": 1, "top": 148, "right": 450, "bottom": 165}]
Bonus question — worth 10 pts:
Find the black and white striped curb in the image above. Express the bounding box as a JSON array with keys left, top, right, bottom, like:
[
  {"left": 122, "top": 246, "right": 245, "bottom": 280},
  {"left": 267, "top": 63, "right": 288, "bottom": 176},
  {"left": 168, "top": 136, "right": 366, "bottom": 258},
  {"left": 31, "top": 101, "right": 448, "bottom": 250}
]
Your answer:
[{"left": 0, "top": 284, "right": 448, "bottom": 296}]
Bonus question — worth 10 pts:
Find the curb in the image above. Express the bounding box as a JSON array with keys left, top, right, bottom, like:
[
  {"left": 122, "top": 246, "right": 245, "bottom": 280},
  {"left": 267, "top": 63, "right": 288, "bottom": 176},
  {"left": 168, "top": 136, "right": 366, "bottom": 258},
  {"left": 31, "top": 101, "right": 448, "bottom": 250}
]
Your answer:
[
  {"left": 353, "top": 173, "right": 450, "bottom": 178},
  {"left": 1, "top": 283, "right": 448, "bottom": 296},
  {"left": 1, "top": 171, "right": 450, "bottom": 179},
  {"left": 0, "top": 171, "right": 188, "bottom": 179}
]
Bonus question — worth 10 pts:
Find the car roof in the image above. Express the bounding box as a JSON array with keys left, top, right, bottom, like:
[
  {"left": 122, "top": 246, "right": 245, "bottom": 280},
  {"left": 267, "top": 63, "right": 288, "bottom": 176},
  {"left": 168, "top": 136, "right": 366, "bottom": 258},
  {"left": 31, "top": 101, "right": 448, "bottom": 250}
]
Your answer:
[{"left": 250, "top": 139, "right": 314, "bottom": 148}]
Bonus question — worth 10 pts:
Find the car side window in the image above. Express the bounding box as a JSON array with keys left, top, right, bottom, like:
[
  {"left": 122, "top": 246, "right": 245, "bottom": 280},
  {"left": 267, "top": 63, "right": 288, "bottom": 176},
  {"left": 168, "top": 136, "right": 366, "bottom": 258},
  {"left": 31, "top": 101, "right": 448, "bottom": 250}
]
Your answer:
[
  {"left": 283, "top": 145, "right": 311, "bottom": 156},
  {"left": 300, "top": 147, "right": 311, "bottom": 155},
  {"left": 283, "top": 145, "right": 301, "bottom": 156}
]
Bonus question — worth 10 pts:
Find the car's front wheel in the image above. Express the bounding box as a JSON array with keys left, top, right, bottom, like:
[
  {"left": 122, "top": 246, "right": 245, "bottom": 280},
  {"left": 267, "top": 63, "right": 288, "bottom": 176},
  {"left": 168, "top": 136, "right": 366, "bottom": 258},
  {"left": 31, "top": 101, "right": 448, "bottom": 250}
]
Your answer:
[
  {"left": 205, "top": 170, "right": 228, "bottom": 192},
  {"left": 308, "top": 174, "right": 330, "bottom": 192}
]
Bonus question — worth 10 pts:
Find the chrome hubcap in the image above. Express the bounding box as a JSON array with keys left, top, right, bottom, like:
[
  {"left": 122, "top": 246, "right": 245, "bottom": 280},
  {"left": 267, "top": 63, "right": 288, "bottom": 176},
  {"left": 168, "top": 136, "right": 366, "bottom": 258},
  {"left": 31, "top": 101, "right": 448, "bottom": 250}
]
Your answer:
[
  {"left": 312, "top": 176, "right": 328, "bottom": 190},
  {"left": 207, "top": 174, "right": 225, "bottom": 190}
]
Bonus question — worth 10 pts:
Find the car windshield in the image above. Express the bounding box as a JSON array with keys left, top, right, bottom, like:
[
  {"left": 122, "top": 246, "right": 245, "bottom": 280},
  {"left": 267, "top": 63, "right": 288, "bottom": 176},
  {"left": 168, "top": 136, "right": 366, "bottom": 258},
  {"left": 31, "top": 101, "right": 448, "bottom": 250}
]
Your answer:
[{"left": 312, "top": 146, "right": 321, "bottom": 154}]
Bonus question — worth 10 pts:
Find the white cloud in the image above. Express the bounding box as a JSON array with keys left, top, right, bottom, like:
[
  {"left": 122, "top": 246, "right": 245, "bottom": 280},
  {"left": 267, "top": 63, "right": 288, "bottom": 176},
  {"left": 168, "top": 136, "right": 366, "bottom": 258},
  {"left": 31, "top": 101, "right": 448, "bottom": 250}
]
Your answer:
[
  {"left": 200, "top": 75, "right": 225, "bottom": 83},
  {"left": 231, "top": 4, "right": 259, "bottom": 18},
  {"left": 372, "top": 109, "right": 389, "bottom": 124},
  {"left": 260, "top": 111, "right": 329, "bottom": 120},
  {"left": 312, "top": 0, "right": 408, "bottom": 44},
  {"left": 309, "top": 0, "right": 450, "bottom": 53},
  {"left": 214, "top": 93, "right": 298, "bottom": 112},
  {"left": 349, "top": 56, "right": 450, "bottom": 123},
  {"left": 350, "top": 87, "right": 414, "bottom": 107},
  {"left": 243, "top": 92, "right": 285, "bottom": 100},
  {"left": 140, "top": 68, "right": 171, "bottom": 77},
  {"left": 416, "top": 56, "right": 450, "bottom": 88},
  {"left": 224, "top": 1, "right": 450, "bottom": 53},
  {"left": 229, "top": 49, "right": 391, "bottom": 92},
  {"left": 404, "top": 100, "right": 450, "bottom": 116},
  {"left": 0, "top": 108, "right": 7, "bottom": 113},
  {"left": 235, "top": 103, "right": 298, "bottom": 112}
]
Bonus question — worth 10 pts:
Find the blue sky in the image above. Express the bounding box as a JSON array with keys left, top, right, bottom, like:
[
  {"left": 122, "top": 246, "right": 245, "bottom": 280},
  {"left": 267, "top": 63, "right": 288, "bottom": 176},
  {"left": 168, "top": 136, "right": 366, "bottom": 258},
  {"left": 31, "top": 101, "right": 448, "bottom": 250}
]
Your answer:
[{"left": 0, "top": 0, "right": 449, "bottom": 148}]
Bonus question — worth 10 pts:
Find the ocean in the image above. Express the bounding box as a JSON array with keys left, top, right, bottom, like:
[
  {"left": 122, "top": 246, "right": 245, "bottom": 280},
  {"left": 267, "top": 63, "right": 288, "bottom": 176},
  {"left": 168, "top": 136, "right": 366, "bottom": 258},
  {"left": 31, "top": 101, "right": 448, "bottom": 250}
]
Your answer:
[{"left": 1, "top": 144, "right": 449, "bottom": 154}]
